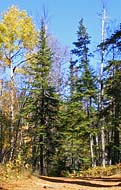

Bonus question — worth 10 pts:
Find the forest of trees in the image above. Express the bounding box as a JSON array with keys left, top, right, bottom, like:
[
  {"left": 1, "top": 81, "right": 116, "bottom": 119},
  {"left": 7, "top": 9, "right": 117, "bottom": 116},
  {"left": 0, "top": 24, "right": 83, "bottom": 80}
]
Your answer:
[{"left": 0, "top": 6, "right": 120, "bottom": 176}]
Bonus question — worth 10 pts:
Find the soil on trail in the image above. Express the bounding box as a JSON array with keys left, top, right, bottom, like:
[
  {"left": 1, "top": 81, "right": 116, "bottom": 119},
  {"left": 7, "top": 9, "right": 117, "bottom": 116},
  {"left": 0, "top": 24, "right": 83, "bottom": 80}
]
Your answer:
[{"left": 0, "top": 175, "right": 121, "bottom": 190}]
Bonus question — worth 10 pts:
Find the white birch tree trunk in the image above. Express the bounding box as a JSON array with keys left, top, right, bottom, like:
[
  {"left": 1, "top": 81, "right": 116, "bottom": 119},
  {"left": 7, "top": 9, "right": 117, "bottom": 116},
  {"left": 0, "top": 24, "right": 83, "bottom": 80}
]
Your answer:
[
  {"left": 9, "top": 62, "right": 15, "bottom": 161},
  {"left": 90, "top": 134, "right": 96, "bottom": 167}
]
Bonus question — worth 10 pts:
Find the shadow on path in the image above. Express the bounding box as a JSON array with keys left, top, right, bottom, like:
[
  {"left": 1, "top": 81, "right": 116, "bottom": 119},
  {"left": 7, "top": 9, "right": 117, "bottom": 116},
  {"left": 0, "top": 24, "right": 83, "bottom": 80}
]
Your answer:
[
  {"left": 76, "top": 176, "right": 121, "bottom": 182},
  {"left": 0, "top": 187, "right": 8, "bottom": 190},
  {"left": 39, "top": 176, "right": 121, "bottom": 188}
]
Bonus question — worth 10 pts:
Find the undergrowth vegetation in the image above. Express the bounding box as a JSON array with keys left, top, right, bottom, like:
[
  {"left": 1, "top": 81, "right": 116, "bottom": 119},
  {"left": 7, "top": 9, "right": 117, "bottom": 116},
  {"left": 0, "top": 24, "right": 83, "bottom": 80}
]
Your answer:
[
  {"left": 0, "top": 162, "right": 120, "bottom": 182},
  {"left": 81, "top": 164, "right": 121, "bottom": 177},
  {"left": 0, "top": 162, "right": 31, "bottom": 182},
  {"left": 69, "top": 164, "right": 121, "bottom": 177}
]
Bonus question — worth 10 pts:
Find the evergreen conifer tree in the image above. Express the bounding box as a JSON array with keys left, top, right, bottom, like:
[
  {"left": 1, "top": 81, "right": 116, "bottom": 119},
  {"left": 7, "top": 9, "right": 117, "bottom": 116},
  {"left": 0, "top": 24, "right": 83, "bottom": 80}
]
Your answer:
[
  {"left": 24, "top": 18, "right": 59, "bottom": 175},
  {"left": 101, "top": 28, "right": 121, "bottom": 164},
  {"left": 59, "top": 19, "right": 97, "bottom": 170}
]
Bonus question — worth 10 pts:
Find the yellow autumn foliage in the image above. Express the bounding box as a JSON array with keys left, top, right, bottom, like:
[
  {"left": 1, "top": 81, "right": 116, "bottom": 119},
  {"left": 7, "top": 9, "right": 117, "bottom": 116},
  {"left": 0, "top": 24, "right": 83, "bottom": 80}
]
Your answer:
[{"left": 0, "top": 5, "right": 38, "bottom": 67}]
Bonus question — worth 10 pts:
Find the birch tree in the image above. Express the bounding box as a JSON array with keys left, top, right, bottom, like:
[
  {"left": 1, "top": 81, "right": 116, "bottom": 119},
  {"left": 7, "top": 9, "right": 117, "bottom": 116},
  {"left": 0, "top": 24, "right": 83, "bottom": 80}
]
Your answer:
[{"left": 0, "top": 6, "right": 37, "bottom": 161}]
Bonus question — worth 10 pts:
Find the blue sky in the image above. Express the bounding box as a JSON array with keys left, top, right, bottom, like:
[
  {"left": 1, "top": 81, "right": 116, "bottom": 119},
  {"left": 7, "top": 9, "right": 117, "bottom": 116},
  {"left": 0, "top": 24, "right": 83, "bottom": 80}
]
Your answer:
[{"left": 0, "top": 0, "right": 121, "bottom": 50}]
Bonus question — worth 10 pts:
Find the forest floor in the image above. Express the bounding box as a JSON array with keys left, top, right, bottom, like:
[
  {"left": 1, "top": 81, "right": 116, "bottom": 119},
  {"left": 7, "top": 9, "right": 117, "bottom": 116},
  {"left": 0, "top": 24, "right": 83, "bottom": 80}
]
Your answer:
[{"left": 0, "top": 174, "right": 121, "bottom": 190}]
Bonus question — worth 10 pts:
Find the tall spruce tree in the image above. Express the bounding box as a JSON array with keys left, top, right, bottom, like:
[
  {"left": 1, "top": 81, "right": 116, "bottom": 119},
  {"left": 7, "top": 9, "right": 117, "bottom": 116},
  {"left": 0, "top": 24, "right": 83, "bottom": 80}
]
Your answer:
[
  {"left": 71, "top": 19, "right": 97, "bottom": 168},
  {"left": 59, "top": 19, "right": 97, "bottom": 170},
  {"left": 24, "top": 18, "right": 59, "bottom": 175}
]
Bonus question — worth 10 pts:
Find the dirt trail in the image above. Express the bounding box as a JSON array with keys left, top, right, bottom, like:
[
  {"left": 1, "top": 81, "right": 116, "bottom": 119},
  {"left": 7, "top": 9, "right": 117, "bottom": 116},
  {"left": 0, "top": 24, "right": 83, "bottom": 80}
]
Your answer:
[{"left": 0, "top": 175, "right": 121, "bottom": 190}]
